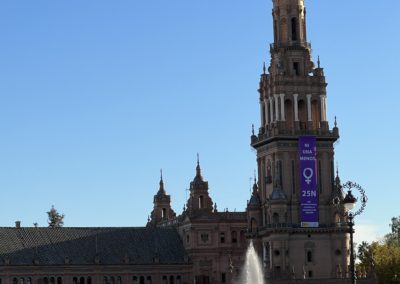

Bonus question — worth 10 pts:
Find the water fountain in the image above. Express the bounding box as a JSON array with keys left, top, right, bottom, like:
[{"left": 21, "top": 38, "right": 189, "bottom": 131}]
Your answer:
[{"left": 238, "top": 240, "right": 265, "bottom": 284}]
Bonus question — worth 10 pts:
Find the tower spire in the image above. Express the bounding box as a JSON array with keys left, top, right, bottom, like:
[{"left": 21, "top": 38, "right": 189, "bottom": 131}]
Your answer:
[
  {"left": 196, "top": 153, "right": 201, "bottom": 177},
  {"left": 158, "top": 169, "right": 165, "bottom": 195}
]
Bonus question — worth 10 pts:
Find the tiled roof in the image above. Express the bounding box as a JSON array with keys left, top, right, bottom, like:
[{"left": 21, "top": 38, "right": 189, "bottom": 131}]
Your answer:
[{"left": 0, "top": 227, "right": 188, "bottom": 266}]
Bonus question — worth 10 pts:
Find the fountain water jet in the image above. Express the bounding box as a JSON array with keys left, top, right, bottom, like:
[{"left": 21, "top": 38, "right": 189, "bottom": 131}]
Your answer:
[{"left": 238, "top": 240, "right": 265, "bottom": 284}]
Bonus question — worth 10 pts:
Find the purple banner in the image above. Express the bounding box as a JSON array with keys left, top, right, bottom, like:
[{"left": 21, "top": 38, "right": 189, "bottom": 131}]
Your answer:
[{"left": 299, "top": 136, "right": 319, "bottom": 228}]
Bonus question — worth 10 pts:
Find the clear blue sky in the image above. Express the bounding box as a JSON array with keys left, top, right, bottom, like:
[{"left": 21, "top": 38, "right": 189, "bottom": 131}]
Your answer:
[{"left": 0, "top": 0, "right": 398, "bottom": 245}]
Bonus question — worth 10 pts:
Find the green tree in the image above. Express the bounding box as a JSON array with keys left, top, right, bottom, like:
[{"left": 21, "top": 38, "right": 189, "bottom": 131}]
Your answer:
[
  {"left": 47, "top": 205, "right": 65, "bottom": 228},
  {"left": 357, "top": 217, "right": 400, "bottom": 283},
  {"left": 388, "top": 216, "right": 400, "bottom": 246}
]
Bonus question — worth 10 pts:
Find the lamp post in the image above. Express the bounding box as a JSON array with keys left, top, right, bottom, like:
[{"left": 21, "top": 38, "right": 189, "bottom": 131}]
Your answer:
[{"left": 334, "top": 181, "right": 367, "bottom": 284}]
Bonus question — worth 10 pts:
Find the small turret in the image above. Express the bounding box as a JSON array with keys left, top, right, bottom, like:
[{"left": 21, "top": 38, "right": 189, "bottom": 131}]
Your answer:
[
  {"left": 247, "top": 178, "right": 262, "bottom": 233},
  {"left": 148, "top": 170, "right": 176, "bottom": 226},
  {"left": 185, "top": 155, "right": 214, "bottom": 216}
]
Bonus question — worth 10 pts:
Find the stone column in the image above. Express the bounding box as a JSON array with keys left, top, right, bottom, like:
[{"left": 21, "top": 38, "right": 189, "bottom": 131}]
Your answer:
[
  {"left": 264, "top": 98, "right": 269, "bottom": 125},
  {"left": 269, "top": 97, "right": 274, "bottom": 122},
  {"left": 274, "top": 94, "right": 280, "bottom": 121},
  {"left": 260, "top": 101, "right": 265, "bottom": 125},
  {"left": 293, "top": 93, "right": 299, "bottom": 121},
  {"left": 320, "top": 95, "right": 327, "bottom": 121},
  {"left": 280, "top": 93, "right": 285, "bottom": 121},
  {"left": 306, "top": 94, "right": 312, "bottom": 122}
]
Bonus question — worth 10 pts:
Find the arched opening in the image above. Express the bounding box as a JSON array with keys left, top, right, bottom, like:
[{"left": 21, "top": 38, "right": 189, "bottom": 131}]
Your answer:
[
  {"left": 273, "top": 213, "right": 279, "bottom": 225},
  {"left": 161, "top": 208, "right": 166, "bottom": 219},
  {"left": 280, "top": 18, "right": 288, "bottom": 44},
  {"left": 311, "top": 99, "right": 320, "bottom": 129},
  {"left": 27, "top": 279, "right": 32, "bottom": 284},
  {"left": 231, "top": 231, "right": 237, "bottom": 243},
  {"left": 146, "top": 276, "right": 152, "bottom": 284},
  {"left": 298, "top": 99, "right": 307, "bottom": 129},
  {"left": 307, "top": 250, "right": 313, "bottom": 262},
  {"left": 117, "top": 277, "right": 122, "bottom": 284},
  {"left": 19, "top": 278, "right": 24, "bottom": 284},
  {"left": 110, "top": 277, "right": 115, "bottom": 284},
  {"left": 79, "top": 277, "right": 85, "bottom": 284},
  {"left": 199, "top": 196, "right": 204, "bottom": 209},
  {"left": 284, "top": 99, "right": 293, "bottom": 129},
  {"left": 291, "top": 17, "right": 298, "bottom": 41},
  {"left": 44, "top": 278, "right": 49, "bottom": 284},
  {"left": 13, "top": 278, "right": 18, "bottom": 284},
  {"left": 169, "top": 276, "right": 174, "bottom": 284},
  {"left": 73, "top": 278, "right": 78, "bottom": 284},
  {"left": 57, "top": 278, "right": 62, "bottom": 284},
  {"left": 139, "top": 277, "right": 144, "bottom": 284},
  {"left": 162, "top": 276, "right": 167, "bottom": 284},
  {"left": 86, "top": 278, "right": 91, "bottom": 284},
  {"left": 133, "top": 277, "right": 138, "bottom": 284}
]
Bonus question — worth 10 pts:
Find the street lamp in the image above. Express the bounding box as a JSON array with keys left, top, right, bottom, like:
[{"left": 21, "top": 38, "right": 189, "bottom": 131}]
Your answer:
[{"left": 334, "top": 181, "right": 367, "bottom": 284}]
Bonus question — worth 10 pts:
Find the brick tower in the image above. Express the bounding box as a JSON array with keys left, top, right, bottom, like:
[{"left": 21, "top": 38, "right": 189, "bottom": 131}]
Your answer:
[{"left": 249, "top": 0, "right": 349, "bottom": 281}]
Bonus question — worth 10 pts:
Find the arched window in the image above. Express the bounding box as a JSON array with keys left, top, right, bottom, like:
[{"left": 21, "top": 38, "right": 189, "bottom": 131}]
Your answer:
[
  {"left": 231, "top": 231, "right": 237, "bottom": 243},
  {"left": 273, "top": 213, "right": 279, "bottom": 225},
  {"left": 86, "top": 278, "right": 91, "bottom": 284},
  {"left": 291, "top": 17, "right": 298, "bottom": 41},
  {"left": 110, "top": 277, "right": 115, "bottom": 284},
  {"left": 27, "top": 278, "right": 32, "bottom": 284},
  {"left": 307, "top": 250, "right": 313, "bottom": 262},
  {"left": 19, "top": 278, "right": 24, "bottom": 284},
  {"left": 162, "top": 276, "right": 167, "bottom": 284},
  {"left": 199, "top": 196, "right": 204, "bottom": 209},
  {"left": 162, "top": 208, "right": 166, "bottom": 218},
  {"left": 132, "top": 277, "right": 138, "bottom": 284},
  {"left": 139, "top": 277, "right": 144, "bottom": 284},
  {"left": 117, "top": 277, "right": 122, "bottom": 284},
  {"left": 280, "top": 18, "right": 288, "bottom": 43},
  {"left": 176, "top": 276, "right": 181, "bottom": 284},
  {"left": 285, "top": 99, "right": 293, "bottom": 129},
  {"left": 103, "top": 277, "right": 107, "bottom": 284},
  {"left": 274, "top": 20, "right": 278, "bottom": 43},
  {"left": 44, "top": 278, "right": 49, "bottom": 284},
  {"left": 12, "top": 278, "right": 18, "bottom": 284},
  {"left": 146, "top": 276, "right": 152, "bottom": 284},
  {"left": 79, "top": 277, "right": 85, "bottom": 284},
  {"left": 169, "top": 276, "right": 174, "bottom": 284},
  {"left": 57, "top": 277, "right": 62, "bottom": 284},
  {"left": 298, "top": 99, "right": 307, "bottom": 129},
  {"left": 50, "top": 278, "right": 55, "bottom": 284},
  {"left": 311, "top": 99, "right": 320, "bottom": 130}
]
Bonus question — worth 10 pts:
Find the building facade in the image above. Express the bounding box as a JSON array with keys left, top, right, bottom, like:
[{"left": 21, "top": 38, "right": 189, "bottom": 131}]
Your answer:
[{"left": 0, "top": 0, "right": 377, "bottom": 284}]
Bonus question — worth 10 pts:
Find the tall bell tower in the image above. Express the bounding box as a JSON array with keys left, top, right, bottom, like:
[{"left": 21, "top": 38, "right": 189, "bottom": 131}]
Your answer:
[{"left": 250, "top": 0, "right": 348, "bottom": 281}]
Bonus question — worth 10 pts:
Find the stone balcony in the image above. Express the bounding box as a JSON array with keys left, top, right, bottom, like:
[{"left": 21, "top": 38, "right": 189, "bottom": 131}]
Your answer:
[
  {"left": 251, "top": 121, "right": 339, "bottom": 147},
  {"left": 247, "top": 222, "right": 349, "bottom": 237}
]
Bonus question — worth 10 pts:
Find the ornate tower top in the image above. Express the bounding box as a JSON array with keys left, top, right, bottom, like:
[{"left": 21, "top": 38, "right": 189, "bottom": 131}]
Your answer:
[
  {"left": 157, "top": 169, "right": 166, "bottom": 196},
  {"left": 186, "top": 156, "right": 214, "bottom": 215},
  {"left": 251, "top": 0, "right": 338, "bottom": 146},
  {"left": 148, "top": 171, "right": 176, "bottom": 226}
]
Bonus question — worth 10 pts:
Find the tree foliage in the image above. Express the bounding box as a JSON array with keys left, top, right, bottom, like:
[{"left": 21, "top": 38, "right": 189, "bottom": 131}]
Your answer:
[
  {"left": 47, "top": 205, "right": 65, "bottom": 228},
  {"left": 357, "top": 216, "right": 400, "bottom": 283}
]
